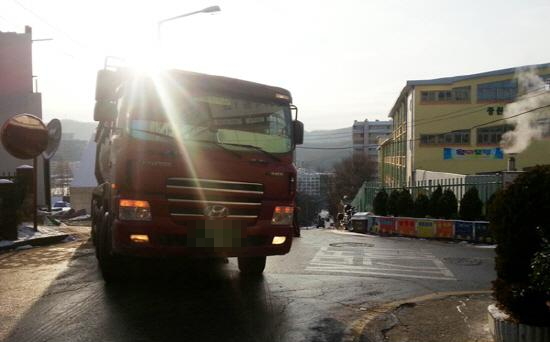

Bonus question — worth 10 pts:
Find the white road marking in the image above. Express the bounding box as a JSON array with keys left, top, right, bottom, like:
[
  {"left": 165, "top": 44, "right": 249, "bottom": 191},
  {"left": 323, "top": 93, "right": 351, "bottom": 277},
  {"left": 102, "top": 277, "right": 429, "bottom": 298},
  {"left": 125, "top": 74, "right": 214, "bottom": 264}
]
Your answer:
[{"left": 306, "top": 245, "right": 456, "bottom": 281}]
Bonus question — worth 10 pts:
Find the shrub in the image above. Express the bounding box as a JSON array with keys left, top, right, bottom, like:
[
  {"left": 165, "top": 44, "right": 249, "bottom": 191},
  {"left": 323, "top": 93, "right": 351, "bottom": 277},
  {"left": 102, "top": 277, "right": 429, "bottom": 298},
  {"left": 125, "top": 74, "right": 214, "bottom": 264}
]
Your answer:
[
  {"left": 459, "top": 187, "right": 483, "bottom": 221},
  {"left": 387, "top": 189, "right": 400, "bottom": 217},
  {"left": 530, "top": 237, "right": 550, "bottom": 300},
  {"left": 373, "top": 189, "right": 388, "bottom": 216},
  {"left": 428, "top": 185, "right": 443, "bottom": 218},
  {"left": 397, "top": 188, "right": 414, "bottom": 217},
  {"left": 439, "top": 189, "right": 458, "bottom": 219},
  {"left": 488, "top": 165, "right": 550, "bottom": 325},
  {"left": 414, "top": 193, "right": 430, "bottom": 218}
]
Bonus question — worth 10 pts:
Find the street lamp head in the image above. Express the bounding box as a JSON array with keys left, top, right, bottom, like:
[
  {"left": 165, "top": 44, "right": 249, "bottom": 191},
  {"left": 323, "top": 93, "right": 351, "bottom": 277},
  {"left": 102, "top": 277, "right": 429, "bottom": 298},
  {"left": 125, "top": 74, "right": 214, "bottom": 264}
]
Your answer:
[{"left": 201, "top": 5, "right": 221, "bottom": 13}]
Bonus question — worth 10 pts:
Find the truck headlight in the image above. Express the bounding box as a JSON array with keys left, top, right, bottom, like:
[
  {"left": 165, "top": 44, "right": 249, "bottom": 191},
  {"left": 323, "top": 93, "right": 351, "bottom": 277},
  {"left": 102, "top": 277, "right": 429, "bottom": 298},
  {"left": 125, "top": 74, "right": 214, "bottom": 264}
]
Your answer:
[
  {"left": 271, "top": 206, "right": 294, "bottom": 225},
  {"left": 119, "top": 199, "right": 152, "bottom": 221}
]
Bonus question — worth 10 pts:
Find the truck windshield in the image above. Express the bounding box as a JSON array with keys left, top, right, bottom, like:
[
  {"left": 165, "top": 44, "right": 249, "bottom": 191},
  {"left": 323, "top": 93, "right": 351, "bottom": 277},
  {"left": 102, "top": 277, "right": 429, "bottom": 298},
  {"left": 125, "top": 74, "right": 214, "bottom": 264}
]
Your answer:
[{"left": 128, "top": 95, "right": 292, "bottom": 154}]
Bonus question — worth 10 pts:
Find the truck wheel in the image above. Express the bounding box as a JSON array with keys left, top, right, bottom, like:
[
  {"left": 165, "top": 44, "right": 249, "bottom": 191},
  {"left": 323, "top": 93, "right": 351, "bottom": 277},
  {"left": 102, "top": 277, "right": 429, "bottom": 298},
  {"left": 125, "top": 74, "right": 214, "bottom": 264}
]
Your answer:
[
  {"left": 91, "top": 201, "right": 99, "bottom": 248},
  {"left": 238, "top": 256, "right": 266, "bottom": 276},
  {"left": 97, "top": 211, "right": 123, "bottom": 283},
  {"left": 92, "top": 207, "right": 104, "bottom": 259}
]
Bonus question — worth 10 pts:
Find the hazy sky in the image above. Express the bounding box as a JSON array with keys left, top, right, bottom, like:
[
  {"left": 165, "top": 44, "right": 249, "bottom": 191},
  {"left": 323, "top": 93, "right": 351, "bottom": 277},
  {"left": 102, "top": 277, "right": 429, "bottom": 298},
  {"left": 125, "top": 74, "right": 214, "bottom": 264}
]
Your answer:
[{"left": 1, "top": 0, "right": 549, "bottom": 131}]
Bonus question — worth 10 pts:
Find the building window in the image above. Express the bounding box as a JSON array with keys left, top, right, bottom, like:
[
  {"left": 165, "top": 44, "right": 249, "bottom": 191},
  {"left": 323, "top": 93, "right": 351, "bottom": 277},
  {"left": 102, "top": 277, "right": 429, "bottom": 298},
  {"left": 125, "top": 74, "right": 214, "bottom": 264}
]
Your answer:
[
  {"left": 421, "top": 87, "right": 471, "bottom": 103},
  {"left": 477, "top": 80, "right": 517, "bottom": 102},
  {"left": 420, "top": 130, "right": 470, "bottom": 145},
  {"left": 453, "top": 87, "right": 471, "bottom": 101},
  {"left": 476, "top": 125, "right": 513, "bottom": 145}
]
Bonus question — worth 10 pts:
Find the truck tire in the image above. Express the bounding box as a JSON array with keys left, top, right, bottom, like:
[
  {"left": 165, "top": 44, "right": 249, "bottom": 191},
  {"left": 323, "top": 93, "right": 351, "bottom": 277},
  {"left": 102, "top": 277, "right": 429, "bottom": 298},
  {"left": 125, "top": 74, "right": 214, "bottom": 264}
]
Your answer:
[
  {"left": 238, "top": 256, "right": 266, "bottom": 275},
  {"left": 91, "top": 201, "right": 99, "bottom": 248},
  {"left": 92, "top": 206, "right": 104, "bottom": 260},
  {"left": 97, "top": 211, "right": 123, "bottom": 283}
]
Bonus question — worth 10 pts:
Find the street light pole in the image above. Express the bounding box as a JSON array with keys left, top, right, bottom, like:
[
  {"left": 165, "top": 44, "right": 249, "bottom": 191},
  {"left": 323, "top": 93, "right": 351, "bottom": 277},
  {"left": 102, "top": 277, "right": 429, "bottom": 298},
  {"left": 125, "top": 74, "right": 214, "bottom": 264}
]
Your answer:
[{"left": 157, "top": 5, "right": 221, "bottom": 42}]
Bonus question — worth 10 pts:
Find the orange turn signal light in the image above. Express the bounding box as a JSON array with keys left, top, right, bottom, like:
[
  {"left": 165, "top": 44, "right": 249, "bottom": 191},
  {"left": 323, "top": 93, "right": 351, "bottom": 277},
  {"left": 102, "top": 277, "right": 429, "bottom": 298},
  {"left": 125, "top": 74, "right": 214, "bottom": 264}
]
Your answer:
[
  {"left": 130, "top": 234, "right": 149, "bottom": 243},
  {"left": 120, "top": 199, "right": 150, "bottom": 208}
]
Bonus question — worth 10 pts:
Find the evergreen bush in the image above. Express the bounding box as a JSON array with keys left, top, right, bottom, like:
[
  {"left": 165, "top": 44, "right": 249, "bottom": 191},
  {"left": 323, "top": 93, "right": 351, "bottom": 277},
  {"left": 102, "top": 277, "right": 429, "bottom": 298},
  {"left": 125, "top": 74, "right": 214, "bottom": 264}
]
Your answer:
[
  {"left": 373, "top": 189, "right": 388, "bottom": 216},
  {"left": 439, "top": 189, "right": 458, "bottom": 219},
  {"left": 387, "top": 189, "right": 400, "bottom": 217},
  {"left": 488, "top": 165, "right": 550, "bottom": 325},
  {"left": 428, "top": 185, "right": 443, "bottom": 218},
  {"left": 414, "top": 193, "right": 430, "bottom": 218},
  {"left": 459, "top": 187, "right": 483, "bottom": 221},
  {"left": 397, "top": 188, "right": 414, "bottom": 217}
]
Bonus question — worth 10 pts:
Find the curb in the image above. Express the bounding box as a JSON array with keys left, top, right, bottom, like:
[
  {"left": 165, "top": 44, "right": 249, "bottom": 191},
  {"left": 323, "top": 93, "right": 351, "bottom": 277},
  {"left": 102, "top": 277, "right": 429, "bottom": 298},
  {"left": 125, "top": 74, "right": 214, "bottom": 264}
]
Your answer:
[
  {"left": 0, "top": 234, "right": 69, "bottom": 252},
  {"left": 344, "top": 290, "right": 492, "bottom": 342}
]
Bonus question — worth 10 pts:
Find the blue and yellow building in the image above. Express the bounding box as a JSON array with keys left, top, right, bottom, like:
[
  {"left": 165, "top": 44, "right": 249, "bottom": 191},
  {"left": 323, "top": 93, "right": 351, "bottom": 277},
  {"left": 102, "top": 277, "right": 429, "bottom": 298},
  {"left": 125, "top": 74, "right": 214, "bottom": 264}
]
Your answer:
[{"left": 379, "top": 63, "right": 550, "bottom": 186}]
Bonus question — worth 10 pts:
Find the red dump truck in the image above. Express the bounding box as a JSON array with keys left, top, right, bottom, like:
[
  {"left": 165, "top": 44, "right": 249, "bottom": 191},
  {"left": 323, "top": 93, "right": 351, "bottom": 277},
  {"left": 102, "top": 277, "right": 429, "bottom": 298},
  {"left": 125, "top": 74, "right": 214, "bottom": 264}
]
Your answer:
[{"left": 90, "top": 67, "right": 303, "bottom": 281}]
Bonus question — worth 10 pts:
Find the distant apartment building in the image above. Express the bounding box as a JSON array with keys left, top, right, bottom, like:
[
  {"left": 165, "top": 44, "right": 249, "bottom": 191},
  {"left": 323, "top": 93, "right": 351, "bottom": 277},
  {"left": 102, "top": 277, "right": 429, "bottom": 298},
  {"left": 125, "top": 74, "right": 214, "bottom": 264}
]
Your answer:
[
  {"left": 0, "top": 26, "right": 45, "bottom": 203},
  {"left": 379, "top": 63, "right": 550, "bottom": 186},
  {"left": 297, "top": 168, "right": 333, "bottom": 197},
  {"left": 352, "top": 119, "right": 391, "bottom": 180}
]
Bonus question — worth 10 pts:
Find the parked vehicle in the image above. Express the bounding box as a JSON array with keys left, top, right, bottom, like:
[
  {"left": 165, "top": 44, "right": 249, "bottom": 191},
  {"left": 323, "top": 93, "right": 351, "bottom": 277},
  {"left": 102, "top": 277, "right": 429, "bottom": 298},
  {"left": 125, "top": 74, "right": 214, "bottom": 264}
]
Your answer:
[
  {"left": 90, "top": 66, "right": 304, "bottom": 281},
  {"left": 50, "top": 201, "right": 72, "bottom": 215}
]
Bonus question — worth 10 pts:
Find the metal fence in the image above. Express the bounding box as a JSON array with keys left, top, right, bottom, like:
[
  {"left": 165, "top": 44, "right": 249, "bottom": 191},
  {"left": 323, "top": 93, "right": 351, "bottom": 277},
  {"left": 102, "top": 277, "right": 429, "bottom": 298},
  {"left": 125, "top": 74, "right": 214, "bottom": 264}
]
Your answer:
[{"left": 352, "top": 175, "right": 502, "bottom": 213}]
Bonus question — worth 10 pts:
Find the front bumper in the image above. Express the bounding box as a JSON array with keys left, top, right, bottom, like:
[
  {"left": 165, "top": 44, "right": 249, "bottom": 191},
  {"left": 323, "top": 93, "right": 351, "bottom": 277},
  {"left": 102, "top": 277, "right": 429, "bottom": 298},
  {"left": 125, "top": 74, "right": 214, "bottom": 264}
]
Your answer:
[{"left": 111, "top": 217, "right": 293, "bottom": 258}]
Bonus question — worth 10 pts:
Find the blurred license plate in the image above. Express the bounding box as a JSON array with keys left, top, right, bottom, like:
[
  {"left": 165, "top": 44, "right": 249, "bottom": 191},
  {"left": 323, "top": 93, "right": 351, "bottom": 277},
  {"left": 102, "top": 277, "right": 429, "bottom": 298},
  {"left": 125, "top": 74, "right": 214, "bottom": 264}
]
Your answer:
[{"left": 187, "top": 221, "right": 244, "bottom": 248}]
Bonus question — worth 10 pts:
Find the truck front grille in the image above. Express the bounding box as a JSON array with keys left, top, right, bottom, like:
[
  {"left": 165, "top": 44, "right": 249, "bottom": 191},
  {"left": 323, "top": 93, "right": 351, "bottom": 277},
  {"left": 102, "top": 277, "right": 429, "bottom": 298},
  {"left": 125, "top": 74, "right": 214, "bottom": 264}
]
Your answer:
[{"left": 166, "top": 178, "right": 263, "bottom": 220}]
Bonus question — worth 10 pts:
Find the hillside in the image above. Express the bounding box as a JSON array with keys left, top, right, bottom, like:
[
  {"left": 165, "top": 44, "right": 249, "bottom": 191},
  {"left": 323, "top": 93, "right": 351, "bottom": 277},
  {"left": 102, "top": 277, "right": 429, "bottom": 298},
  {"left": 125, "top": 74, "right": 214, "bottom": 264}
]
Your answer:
[
  {"left": 296, "top": 127, "right": 352, "bottom": 171},
  {"left": 60, "top": 119, "right": 97, "bottom": 141}
]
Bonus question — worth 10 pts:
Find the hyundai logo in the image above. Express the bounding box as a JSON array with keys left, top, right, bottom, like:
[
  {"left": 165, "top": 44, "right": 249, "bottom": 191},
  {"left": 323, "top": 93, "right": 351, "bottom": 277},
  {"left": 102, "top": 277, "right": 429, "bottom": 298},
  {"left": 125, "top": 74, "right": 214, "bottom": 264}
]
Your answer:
[{"left": 204, "top": 205, "right": 229, "bottom": 219}]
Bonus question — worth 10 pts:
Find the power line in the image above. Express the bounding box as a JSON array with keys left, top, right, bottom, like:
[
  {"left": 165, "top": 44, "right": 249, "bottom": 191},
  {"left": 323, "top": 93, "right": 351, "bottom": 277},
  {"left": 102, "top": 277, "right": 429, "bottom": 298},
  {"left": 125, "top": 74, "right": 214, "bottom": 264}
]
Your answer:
[
  {"left": 303, "top": 89, "right": 548, "bottom": 141},
  {"left": 11, "top": 0, "right": 85, "bottom": 48},
  {"left": 411, "top": 87, "right": 549, "bottom": 128},
  {"left": 383, "top": 102, "right": 550, "bottom": 147},
  {"left": 297, "top": 102, "right": 550, "bottom": 150}
]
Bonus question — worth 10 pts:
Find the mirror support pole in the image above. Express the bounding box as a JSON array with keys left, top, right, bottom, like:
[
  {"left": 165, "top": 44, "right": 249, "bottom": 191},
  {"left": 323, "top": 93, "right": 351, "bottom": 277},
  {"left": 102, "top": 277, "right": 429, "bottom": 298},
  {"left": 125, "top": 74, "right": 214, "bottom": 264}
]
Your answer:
[
  {"left": 44, "top": 158, "right": 51, "bottom": 212},
  {"left": 33, "top": 157, "right": 38, "bottom": 231}
]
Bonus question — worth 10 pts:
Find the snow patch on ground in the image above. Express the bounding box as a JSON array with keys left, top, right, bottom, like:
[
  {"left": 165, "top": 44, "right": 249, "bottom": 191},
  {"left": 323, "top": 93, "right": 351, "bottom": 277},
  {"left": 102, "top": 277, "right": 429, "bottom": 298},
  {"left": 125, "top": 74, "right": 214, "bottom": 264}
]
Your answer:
[{"left": 0, "top": 223, "right": 68, "bottom": 249}]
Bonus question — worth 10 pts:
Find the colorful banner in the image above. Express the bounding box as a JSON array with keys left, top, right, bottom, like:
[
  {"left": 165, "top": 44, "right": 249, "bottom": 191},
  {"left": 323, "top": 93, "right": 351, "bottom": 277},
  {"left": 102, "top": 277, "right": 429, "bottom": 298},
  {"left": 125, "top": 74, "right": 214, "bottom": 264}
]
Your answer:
[
  {"left": 397, "top": 218, "right": 416, "bottom": 236},
  {"left": 416, "top": 220, "right": 435, "bottom": 238},
  {"left": 474, "top": 221, "right": 493, "bottom": 243},
  {"left": 443, "top": 147, "right": 503, "bottom": 160},
  {"left": 378, "top": 217, "right": 396, "bottom": 235},
  {"left": 454, "top": 221, "right": 474, "bottom": 240},
  {"left": 435, "top": 220, "right": 454, "bottom": 238}
]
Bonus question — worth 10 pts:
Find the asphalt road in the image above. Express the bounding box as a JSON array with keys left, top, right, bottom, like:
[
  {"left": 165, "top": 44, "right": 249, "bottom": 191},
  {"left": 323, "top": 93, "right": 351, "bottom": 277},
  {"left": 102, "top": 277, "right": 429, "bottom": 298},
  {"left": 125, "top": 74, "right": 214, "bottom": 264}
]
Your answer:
[{"left": 0, "top": 227, "right": 495, "bottom": 342}]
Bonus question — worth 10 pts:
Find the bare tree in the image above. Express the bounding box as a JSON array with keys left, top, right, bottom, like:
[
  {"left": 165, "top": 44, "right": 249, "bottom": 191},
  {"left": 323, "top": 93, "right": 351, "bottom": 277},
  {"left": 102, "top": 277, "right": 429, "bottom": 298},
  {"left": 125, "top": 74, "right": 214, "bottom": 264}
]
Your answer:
[{"left": 327, "top": 154, "right": 375, "bottom": 217}]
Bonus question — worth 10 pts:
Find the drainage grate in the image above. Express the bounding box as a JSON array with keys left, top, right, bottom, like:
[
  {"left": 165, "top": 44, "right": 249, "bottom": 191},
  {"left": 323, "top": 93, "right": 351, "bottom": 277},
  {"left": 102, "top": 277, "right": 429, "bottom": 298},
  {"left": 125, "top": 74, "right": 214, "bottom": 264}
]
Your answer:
[{"left": 329, "top": 242, "right": 374, "bottom": 248}]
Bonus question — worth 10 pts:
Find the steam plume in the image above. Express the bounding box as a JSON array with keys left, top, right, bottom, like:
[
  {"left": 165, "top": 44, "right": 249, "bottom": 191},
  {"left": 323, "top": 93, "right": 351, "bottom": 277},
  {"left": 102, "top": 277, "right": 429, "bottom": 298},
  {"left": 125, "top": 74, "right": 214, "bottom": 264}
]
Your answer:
[{"left": 501, "top": 68, "right": 550, "bottom": 153}]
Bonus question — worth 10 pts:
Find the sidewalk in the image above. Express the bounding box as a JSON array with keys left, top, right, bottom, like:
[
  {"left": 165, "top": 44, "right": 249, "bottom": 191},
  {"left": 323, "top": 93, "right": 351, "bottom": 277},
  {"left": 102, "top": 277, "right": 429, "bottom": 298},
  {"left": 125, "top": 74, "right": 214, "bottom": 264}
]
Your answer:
[
  {"left": 0, "top": 223, "right": 89, "bottom": 251},
  {"left": 361, "top": 292, "right": 493, "bottom": 342}
]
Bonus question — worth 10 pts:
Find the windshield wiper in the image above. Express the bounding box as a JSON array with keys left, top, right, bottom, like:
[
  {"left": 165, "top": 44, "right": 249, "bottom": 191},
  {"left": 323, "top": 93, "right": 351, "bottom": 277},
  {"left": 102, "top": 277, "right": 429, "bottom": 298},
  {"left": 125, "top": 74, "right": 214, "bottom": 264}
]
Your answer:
[
  {"left": 130, "top": 129, "right": 241, "bottom": 159},
  {"left": 188, "top": 139, "right": 242, "bottom": 159},
  {"left": 219, "top": 142, "right": 281, "bottom": 162}
]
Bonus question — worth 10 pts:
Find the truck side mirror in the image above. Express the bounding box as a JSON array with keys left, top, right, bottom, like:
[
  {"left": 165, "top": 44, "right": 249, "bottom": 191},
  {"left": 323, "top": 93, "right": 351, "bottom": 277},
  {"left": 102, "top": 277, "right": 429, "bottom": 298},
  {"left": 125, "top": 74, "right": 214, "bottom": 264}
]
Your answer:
[
  {"left": 94, "top": 101, "right": 117, "bottom": 122},
  {"left": 293, "top": 120, "right": 304, "bottom": 145},
  {"left": 95, "top": 69, "right": 120, "bottom": 102}
]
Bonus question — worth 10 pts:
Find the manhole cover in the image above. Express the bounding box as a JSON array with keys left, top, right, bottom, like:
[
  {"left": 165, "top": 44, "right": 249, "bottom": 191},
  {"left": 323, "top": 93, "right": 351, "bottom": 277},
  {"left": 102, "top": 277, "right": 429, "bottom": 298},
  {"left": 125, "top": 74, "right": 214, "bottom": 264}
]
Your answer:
[
  {"left": 443, "top": 257, "right": 482, "bottom": 266},
  {"left": 329, "top": 242, "right": 374, "bottom": 248}
]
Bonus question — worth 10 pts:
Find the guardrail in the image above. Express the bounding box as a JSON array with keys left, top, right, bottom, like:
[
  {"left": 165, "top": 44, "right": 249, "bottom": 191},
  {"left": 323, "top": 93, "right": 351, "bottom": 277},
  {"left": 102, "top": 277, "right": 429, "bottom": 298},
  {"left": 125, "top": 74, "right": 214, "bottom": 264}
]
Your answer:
[{"left": 351, "top": 215, "right": 492, "bottom": 243}]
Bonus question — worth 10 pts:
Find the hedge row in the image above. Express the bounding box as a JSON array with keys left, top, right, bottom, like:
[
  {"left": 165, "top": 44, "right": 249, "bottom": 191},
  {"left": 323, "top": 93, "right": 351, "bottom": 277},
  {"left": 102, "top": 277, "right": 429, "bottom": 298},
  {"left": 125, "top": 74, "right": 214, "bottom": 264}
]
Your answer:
[{"left": 373, "top": 186, "right": 485, "bottom": 220}]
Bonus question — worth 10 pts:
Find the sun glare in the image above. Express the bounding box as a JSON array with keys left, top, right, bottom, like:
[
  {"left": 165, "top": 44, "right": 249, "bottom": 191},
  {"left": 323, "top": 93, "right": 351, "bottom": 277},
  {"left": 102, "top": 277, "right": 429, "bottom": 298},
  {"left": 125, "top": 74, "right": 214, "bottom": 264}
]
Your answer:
[{"left": 149, "top": 71, "right": 208, "bottom": 204}]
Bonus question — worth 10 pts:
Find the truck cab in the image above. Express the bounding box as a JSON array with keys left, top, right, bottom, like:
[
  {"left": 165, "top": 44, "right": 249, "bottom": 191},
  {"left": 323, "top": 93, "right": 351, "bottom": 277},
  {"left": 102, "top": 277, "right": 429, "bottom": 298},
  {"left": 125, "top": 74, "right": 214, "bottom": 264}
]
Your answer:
[{"left": 90, "top": 68, "right": 303, "bottom": 281}]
